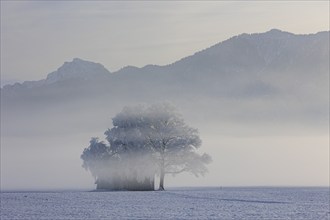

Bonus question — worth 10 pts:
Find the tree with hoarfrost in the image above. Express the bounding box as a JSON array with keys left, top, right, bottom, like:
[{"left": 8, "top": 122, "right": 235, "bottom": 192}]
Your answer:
[
  {"left": 81, "top": 103, "right": 211, "bottom": 191},
  {"left": 143, "top": 103, "right": 211, "bottom": 190}
]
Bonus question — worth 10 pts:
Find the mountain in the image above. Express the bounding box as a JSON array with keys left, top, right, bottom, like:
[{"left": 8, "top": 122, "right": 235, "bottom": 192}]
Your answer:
[
  {"left": 1, "top": 29, "right": 329, "bottom": 137},
  {"left": 44, "top": 58, "right": 110, "bottom": 84},
  {"left": 3, "top": 29, "right": 329, "bottom": 90},
  {"left": 2, "top": 58, "right": 110, "bottom": 90},
  {"left": 168, "top": 29, "right": 328, "bottom": 73},
  {"left": 3, "top": 29, "right": 328, "bottom": 91}
]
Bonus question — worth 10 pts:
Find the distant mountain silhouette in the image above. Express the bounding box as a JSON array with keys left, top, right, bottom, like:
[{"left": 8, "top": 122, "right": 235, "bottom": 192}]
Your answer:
[
  {"left": 1, "top": 29, "right": 329, "bottom": 137},
  {"left": 3, "top": 29, "right": 328, "bottom": 90}
]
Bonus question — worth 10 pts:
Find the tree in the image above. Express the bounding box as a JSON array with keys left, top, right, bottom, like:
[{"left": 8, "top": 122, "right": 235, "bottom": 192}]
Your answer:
[
  {"left": 81, "top": 103, "right": 211, "bottom": 191},
  {"left": 81, "top": 138, "right": 122, "bottom": 190},
  {"left": 143, "top": 103, "right": 212, "bottom": 190},
  {"left": 81, "top": 138, "right": 112, "bottom": 181},
  {"left": 104, "top": 105, "right": 157, "bottom": 190}
]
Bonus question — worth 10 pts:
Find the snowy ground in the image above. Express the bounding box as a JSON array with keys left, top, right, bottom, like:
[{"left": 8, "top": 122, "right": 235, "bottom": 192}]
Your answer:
[{"left": 1, "top": 187, "right": 329, "bottom": 219}]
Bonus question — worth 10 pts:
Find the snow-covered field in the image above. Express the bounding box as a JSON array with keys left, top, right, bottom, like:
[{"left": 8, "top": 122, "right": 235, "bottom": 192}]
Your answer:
[{"left": 1, "top": 187, "right": 329, "bottom": 219}]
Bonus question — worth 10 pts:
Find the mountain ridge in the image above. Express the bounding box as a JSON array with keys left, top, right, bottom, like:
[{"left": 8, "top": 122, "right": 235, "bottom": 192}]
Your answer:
[
  {"left": 1, "top": 29, "right": 328, "bottom": 138},
  {"left": 2, "top": 29, "right": 329, "bottom": 90}
]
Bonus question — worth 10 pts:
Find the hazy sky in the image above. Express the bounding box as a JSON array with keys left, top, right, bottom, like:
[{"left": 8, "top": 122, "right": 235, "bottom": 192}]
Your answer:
[{"left": 1, "top": 1, "right": 329, "bottom": 86}]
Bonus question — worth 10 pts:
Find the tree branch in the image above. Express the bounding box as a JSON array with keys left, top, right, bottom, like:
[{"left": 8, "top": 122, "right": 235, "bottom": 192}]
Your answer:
[{"left": 165, "top": 167, "right": 187, "bottom": 175}]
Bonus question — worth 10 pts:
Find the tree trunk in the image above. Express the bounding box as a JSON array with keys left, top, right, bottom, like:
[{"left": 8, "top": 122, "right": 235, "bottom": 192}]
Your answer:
[{"left": 159, "top": 166, "right": 165, "bottom": 190}]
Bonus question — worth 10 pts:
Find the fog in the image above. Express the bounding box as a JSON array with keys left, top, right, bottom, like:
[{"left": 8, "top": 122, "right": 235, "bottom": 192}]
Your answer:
[
  {"left": 1, "top": 71, "right": 329, "bottom": 190},
  {"left": 1, "top": 129, "right": 328, "bottom": 190},
  {"left": 1, "top": 95, "right": 329, "bottom": 190}
]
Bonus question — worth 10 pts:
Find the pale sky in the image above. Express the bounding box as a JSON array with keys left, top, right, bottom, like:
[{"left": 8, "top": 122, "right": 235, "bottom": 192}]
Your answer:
[{"left": 1, "top": 1, "right": 329, "bottom": 86}]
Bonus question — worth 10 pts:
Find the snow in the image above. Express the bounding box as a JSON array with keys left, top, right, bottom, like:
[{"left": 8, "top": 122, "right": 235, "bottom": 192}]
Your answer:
[{"left": 1, "top": 187, "right": 329, "bottom": 219}]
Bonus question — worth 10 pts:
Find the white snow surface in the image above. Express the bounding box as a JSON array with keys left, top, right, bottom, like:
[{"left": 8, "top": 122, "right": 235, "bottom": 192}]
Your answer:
[{"left": 1, "top": 187, "right": 329, "bottom": 220}]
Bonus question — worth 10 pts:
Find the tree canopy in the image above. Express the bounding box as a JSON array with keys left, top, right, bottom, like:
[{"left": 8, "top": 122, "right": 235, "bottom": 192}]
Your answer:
[{"left": 81, "top": 103, "right": 211, "bottom": 190}]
